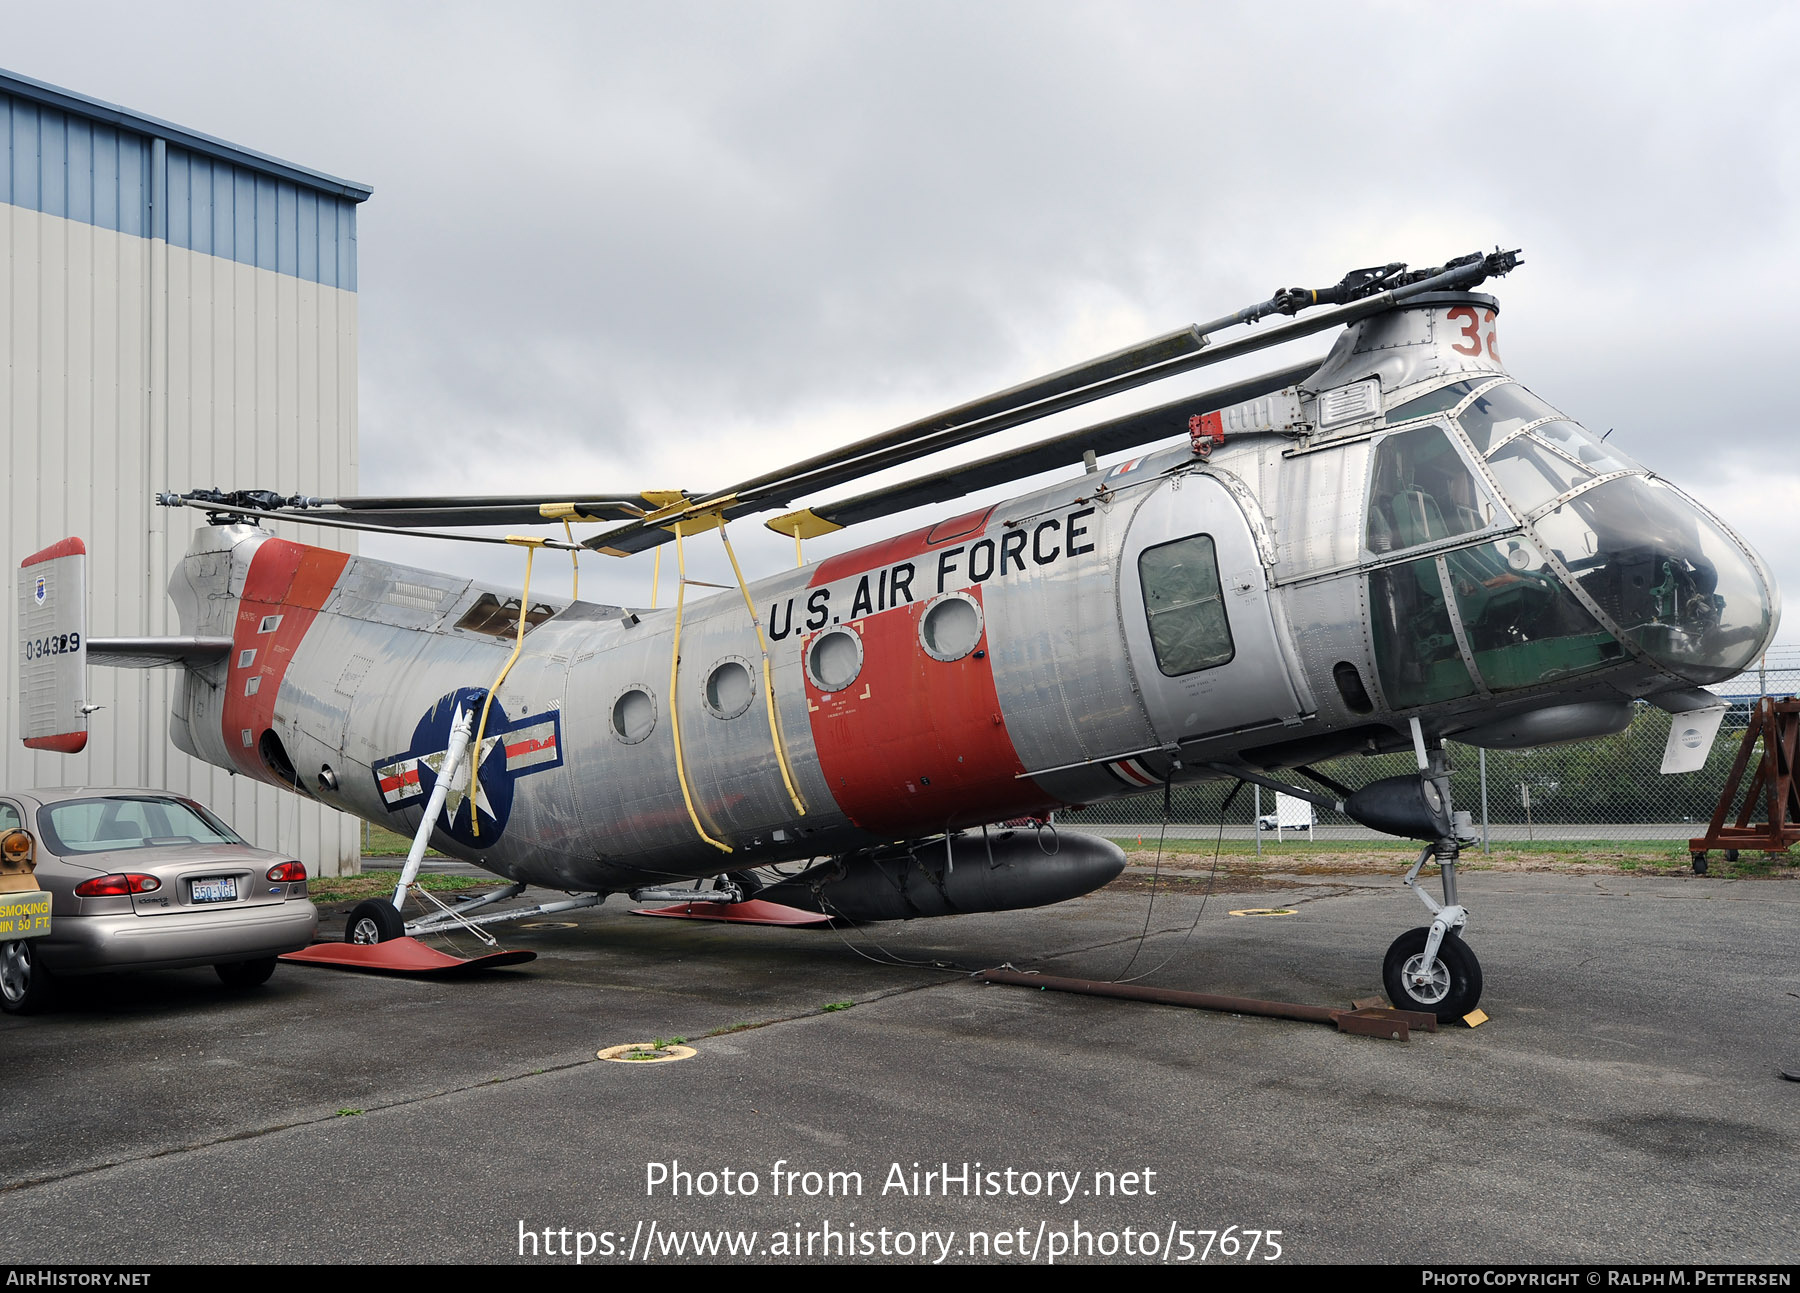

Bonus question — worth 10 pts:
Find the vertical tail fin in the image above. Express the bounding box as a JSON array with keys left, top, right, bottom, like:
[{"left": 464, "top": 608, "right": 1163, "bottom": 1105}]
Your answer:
[{"left": 17, "top": 539, "right": 89, "bottom": 754}]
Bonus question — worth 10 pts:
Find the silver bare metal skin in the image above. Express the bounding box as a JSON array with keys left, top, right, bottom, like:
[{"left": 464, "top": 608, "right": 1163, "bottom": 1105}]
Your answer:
[{"left": 162, "top": 295, "right": 1779, "bottom": 896}]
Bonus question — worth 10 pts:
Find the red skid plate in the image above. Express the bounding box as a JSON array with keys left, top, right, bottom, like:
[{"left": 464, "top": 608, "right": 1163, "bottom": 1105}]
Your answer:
[
  {"left": 280, "top": 936, "right": 537, "bottom": 976},
  {"left": 631, "top": 899, "right": 831, "bottom": 927}
]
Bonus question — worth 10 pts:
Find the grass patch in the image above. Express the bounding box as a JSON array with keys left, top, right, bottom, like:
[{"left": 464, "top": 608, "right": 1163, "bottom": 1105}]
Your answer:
[
  {"left": 1105, "top": 836, "right": 1691, "bottom": 858},
  {"left": 361, "top": 825, "right": 441, "bottom": 857},
  {"left": 620, "top": 1038, "right": 688, "bottom": 1061},
  {"left": 307, "top": 873, "right": 497, "bottom": 903},
  {"left": 820, "top": 1002, "right": 854, "bottom": 1013},
  {"left": 1105, "top": 836, "right": 1797, "bottom": 880}
]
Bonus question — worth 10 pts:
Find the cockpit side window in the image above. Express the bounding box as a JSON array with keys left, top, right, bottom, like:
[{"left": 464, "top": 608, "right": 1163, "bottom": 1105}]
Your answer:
[
  {"left": 1368, "top": 557, "right": 1478, "bottom": 709},
  {"left": 1138, "top": 535, "right": 1234, "bottom": 677},
  {"left": 1365, "top": 425, "right": 1492, "bottom": 556},
  {"left": 1441, "top": 539, "right": 1622, "bottom": 690}
]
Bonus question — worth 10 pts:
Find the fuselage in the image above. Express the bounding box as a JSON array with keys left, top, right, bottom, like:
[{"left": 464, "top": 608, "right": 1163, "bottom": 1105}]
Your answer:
[{"left": 164, "top": 293, "right": 1779, "bottom": 892}]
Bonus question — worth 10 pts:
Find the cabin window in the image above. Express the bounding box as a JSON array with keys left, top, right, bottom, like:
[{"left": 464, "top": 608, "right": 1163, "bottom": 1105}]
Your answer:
[
  {"left": 1137, "top": 535, "right": 1234, "bottom": 677},
  {"left": 920, "top": 593, "right": 983, "bottom": 662},
  {"left": 703, "top": 659, "right": 755, "bottom": 720},
  {"left": 806, "top": 628, "right": 864, "bottom": 692},
  {"left": 611, "top": 688, "right": 657, "bottom": 743},
  {"left": 1365, "top": 425, "right": 1492, "bottom": 555}
]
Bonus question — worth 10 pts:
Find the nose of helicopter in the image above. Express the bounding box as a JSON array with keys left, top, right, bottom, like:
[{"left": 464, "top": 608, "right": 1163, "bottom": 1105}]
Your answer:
[{"left": 1530, "top": 474, "right": 1779, "bottom": 686}]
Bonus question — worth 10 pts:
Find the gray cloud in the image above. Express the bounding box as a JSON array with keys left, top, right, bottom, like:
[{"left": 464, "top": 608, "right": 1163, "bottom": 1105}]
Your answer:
[{"left": 6, "top": 0, "right": 1796, "bottom": 621}]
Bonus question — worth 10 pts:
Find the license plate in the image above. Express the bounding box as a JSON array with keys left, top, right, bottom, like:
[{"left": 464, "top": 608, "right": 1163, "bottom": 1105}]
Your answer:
[{"left": 191, "top": 876, "right": 238, "bottom": 904}]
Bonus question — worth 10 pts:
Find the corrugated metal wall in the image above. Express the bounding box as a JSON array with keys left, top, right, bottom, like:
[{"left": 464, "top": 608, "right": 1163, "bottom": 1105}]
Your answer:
[{"left": 1, "top": 81, "right": 368, "bottom": 874}]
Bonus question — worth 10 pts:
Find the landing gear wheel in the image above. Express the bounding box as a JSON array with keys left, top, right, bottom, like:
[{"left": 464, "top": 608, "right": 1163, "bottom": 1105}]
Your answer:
[
  {"left": 215, "top": 956, "right": 278, "bottom": 987},
  {"left": 0, "top": 939, "right": 55, "bottom": 1015},
  {"left": 345, "top": 900, "right": 405, "bottom": 945},
  {"left": 1691, "top": 852, "right": 1708, "bottom": 875},
  {"left": 1383, "top": 926, "right": 1483, "bottom": 1024},
  {"left": 1725, "top": 850, "right": 1739, "bottom": 863},
  {"left": 722, "top": 870, "right": 763, "bottom": 900}
]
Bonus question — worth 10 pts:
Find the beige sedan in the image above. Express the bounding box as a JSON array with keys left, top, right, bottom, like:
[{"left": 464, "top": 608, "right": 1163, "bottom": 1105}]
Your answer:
[{"left": 0, "top": 789, "right": 318, "bottom": 1014}]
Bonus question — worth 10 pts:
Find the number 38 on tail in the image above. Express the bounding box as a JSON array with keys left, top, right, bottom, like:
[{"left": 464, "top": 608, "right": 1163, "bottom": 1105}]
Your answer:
[{"left": 18, "top": 249, "right": 1777, "bottom": 1021}]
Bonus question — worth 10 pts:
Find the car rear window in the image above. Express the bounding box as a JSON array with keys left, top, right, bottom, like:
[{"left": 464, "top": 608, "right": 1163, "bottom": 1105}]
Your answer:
[{"left": 37, "top": 797, "right": 246, "bottom": 854}]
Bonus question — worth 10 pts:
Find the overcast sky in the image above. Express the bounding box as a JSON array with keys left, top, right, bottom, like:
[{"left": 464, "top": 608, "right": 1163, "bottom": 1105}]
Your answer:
[{"left": 6, "top": 1, "right": 1797, "bottom": 640}]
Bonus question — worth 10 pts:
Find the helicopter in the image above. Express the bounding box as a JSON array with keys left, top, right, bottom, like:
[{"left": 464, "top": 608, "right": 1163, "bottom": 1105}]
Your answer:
[{"left": 16, "top": 249, "right": 1779, "bottom": 1021}]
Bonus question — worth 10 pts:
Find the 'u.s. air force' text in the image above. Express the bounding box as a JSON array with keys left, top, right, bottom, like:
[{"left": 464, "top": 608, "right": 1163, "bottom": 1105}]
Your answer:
[{"left": 766, "top": 506, "right": 1097, "bottom": 640}]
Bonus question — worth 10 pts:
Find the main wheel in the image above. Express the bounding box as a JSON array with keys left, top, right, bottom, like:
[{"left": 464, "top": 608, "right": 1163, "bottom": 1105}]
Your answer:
[
  {"left": 1383, "top": 926, "right": 1483, "bottom": 1023},
  {"left": 216, "top": 956, "right": 278, "bottom": 987},
  {"left": 1691, "top": 852, "right": 1709, "bottom": 875},
  {"left": 345, "top": 899, "right": 405, "bottom": 945},
  {"left": 0, "top": 939, "right": 56, "bottom": 1015}
]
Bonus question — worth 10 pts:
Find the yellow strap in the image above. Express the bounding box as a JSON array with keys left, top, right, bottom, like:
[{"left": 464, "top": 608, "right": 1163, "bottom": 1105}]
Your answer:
[
  {"left": 469, "top": 538, "right": 549, "bottom": 838},
  {"left": 651, "top": 547, "right": 662, "bottom": 609},
  {"left": 718, "top": 524, "right": 807, "bottom": 817},
  {"left": 562, "top": 520, "right": 579, "bottom": 601},
  {"left": 668, "top": 529, "right": 733, "bottom": 853}
]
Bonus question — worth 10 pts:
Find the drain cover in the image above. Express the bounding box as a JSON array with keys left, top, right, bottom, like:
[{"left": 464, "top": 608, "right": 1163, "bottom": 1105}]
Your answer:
[{"left": 597, "top": 1043, "right": 697, "bottom": 1064}]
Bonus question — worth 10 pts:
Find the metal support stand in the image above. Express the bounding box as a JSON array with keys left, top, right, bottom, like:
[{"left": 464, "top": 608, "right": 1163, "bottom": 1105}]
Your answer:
[
  {"left": 408, "top": 891, "right": 605, "bottom": 937},
  {"left": 392, "top": 708, "right": 474, "bottom": 911}
]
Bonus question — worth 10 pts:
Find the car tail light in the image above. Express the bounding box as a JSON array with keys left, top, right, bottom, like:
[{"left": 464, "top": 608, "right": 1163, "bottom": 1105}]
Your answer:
[
  {"left": 75, "top": 873, "right": 162, "bottom": 897},
  {"left": 266, "top": 861, "right": 307, "bottom": 883}
]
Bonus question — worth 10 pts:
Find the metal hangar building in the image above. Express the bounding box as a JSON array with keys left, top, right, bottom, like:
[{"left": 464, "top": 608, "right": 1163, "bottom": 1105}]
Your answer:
[{"left": 2, "top": 69, "right": 371, "bottom": 875}]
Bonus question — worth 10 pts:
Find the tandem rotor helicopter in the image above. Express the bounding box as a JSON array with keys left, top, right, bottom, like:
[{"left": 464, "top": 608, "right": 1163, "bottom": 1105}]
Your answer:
[{"left": 17, "top": 248, "right": 1779, "bottom": 1020}]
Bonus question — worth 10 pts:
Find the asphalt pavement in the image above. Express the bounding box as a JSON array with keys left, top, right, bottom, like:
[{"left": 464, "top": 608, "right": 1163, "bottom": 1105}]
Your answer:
[{"left": 1, "top": 861, "right": 1796, "bottom": 1266}]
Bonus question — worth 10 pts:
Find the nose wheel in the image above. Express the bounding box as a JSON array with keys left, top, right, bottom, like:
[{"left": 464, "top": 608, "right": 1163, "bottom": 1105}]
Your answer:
[
  {"left": 1383, "top": 723, "right": 1484, "bottom": 1024},
  {"left": 1383, "top": 926, "right": 1483, "bottom": 1022}
]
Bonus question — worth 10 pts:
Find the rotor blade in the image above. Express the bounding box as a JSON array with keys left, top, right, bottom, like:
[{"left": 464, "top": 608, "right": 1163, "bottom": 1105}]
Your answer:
[
  {"left": 319, "top": 492, "right": 651, "bottom": 513},
  {"left": 766, "top": 357, "right": 1324, "bottom": 536},
  {"left": 284, "top": 502, "right": 649, "bottom": 529},
  {"left": 581, "top": 248, "right": 1520, "bottom": 554},
  {"left": 161, "top": 496, "right": 583, "bottom": 549},
  {"left": 721, "top": 325, "right": 1210, "bottom": 502}
]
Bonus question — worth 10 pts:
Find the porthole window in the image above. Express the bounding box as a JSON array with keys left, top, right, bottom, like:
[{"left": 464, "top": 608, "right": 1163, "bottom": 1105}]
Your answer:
[
  {"left": 806, "top": 627, "right": 864, "bottom": 692},
  {"left": 920, "top": 593, "right": 983, "bottom": 662},
  {"left": 611, "top": 686, "right": 657, "bottom": 743},
  {"left": 704, "top": 658, "right": 755, "bottom": 719}
]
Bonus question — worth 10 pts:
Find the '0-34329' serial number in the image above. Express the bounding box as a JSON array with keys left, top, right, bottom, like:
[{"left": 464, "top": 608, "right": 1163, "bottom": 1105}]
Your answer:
[{"left": 22, "top": 632, "right": 81, "bottom": 659}]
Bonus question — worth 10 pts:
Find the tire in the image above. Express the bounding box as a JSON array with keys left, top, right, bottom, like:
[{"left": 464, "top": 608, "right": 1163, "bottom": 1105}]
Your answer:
[
  {"left": 0, "top": 939, "right": 56, "bottom": 1015},
  {"left": 1691, "top": 852, "right": 1709, "bottom": 875},
  {"left": 1382, "top": 926, "right": 1483, "bottom": 1023},
  {"left": 345, "top": 899, "right": 405, "bottom": 945},
  {"left": 1725, "top": 850, "right": 1739, "bottom": 863},
  {"left": 215, "top": 956, "right": 278, "bottom": 987}
]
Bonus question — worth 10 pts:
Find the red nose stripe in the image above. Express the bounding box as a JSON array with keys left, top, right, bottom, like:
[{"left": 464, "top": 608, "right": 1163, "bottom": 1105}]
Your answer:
[
  {"left": 220, "top": 539, "right": 350, "bottom": 782},
  {"left": 803, "top": 590, "right": 1050, "bottom": 835}
]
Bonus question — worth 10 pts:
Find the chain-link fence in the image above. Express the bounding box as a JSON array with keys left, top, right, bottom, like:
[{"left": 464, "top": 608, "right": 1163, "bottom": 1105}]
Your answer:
[{"left": 1058, "top": 646, "right": 1800, "bottom": 848}]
